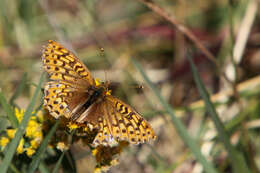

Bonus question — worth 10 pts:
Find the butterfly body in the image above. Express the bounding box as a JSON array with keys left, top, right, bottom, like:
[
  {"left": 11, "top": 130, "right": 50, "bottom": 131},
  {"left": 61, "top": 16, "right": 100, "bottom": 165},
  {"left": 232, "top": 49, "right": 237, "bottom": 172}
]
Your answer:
[
  {"left": 42, "top": 40, "right": 156, "bottom": 146},
  {"left": 82, "top": 87, "right": 105, "bottom": 110},
  {"left": 70, "top": 84, "right": 107, "bottom": 121}
]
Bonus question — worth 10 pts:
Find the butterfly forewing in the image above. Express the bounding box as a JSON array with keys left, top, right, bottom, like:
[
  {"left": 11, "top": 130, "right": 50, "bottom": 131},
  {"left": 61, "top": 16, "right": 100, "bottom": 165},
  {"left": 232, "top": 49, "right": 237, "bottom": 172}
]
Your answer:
[
  {"left": 42, "top": 40, "right": 95, "bottom": 85},
  {"left": 42, "top": 40, "right": 95, "bottom": 119}
]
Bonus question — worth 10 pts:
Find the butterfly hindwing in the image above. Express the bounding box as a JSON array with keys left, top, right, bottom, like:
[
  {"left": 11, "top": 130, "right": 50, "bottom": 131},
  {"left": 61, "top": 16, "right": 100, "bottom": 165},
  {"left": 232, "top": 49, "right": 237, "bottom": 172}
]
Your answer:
[
  {"left": 107, "top": 96, "right": 156, "bottom": 144},
  {"left": 87, "top": 96, "right": 156, "bottom": 146},
  {"left": 74, "top": 102, "right": 115, "bottom": 146},
  {"left": 44, "top": 81, "right": 72, "bottom": 119}
]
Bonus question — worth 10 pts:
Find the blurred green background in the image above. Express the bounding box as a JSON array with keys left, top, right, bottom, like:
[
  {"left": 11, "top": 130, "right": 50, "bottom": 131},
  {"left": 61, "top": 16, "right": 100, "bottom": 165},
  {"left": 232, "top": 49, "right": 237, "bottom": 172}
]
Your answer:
[{"left": 1, "top": 0, "right": 260, "bottom": 172}]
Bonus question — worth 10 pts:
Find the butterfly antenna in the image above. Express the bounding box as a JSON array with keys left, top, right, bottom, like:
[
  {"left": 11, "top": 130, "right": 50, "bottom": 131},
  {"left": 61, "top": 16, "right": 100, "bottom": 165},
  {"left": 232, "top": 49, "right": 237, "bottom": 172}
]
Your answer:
[
  {"left": 104, "top": 70, "right": 110, "bottom": 89},
  {"left": 100, "top": 47, "right": 110, "bottom": 89},
  {"left": 104, "top": 69, "right": 108, "bottom": 82}
]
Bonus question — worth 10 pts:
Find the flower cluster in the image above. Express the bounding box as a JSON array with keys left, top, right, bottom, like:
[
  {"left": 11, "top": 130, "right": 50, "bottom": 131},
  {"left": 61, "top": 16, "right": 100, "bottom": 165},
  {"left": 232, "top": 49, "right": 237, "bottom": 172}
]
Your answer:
[
  {"left": 0, "top": 106, "right": 130, "bottom": 172},
  {"left": 0, "top": 108, "right": 44, "bottom": 157},
  {"left": 43, "top": 110, "right": 129, "bottom": 172},
  {"left": 42, "top": 112, "right": 98, "bottom": 151},
  {"left": 92, "top": 141, "right": 129, "bottom": 173}
]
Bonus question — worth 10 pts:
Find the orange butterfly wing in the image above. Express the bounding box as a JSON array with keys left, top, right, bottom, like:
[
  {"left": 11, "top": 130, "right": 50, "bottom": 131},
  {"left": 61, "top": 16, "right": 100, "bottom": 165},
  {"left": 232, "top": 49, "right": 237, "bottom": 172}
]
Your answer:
[
  {"left": 42, "top": 40, "right": 95, "bottom": 119},
  {"left": 76, "top": 95, "right": 156, "bottom": 146}
]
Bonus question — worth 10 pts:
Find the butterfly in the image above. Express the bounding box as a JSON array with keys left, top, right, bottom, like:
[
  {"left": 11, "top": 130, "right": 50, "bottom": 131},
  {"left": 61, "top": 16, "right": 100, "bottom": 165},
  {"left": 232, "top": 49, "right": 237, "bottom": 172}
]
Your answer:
[{"left": 42, "top": 40, "right": 156, "bottom": 146}]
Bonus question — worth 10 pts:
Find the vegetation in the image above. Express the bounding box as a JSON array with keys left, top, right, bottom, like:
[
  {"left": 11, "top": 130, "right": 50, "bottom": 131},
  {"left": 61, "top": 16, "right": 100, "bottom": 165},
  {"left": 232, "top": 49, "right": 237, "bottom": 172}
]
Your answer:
[{"left": 0, "top": 0, "right": 260, "bottom": 172}]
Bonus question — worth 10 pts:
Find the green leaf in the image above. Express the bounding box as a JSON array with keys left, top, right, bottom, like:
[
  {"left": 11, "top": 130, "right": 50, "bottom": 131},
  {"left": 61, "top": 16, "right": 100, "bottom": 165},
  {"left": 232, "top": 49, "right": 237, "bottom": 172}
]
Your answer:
[
  {"left": 52, "top": 152, "right": 65, "bottom": 173},
  {"left": 0, "top": 92, "right": 18, "bottom": 128},
  {"left": 0, "top": 73, "right": 45, "bottom": 173},
  {"left": 187, "top": 54, "right": 250, "bottom": 173},
  {"left": 62, "top": 150, "right": 77, "bottom": 173},
  {"left": 9, "top": 73, "right": 28, "bottom": 106},
  {"left": 131, "top": 58, "right": 218, "bottom": 173},
  {"left": 9, "top": 164, "right": 21, "bottom": 173},
  {"left": 0, "top": 117, "right": 9, "bottom": 133},
  {"left": 38, "top": 163, "right": 51, "bottom": 173}
]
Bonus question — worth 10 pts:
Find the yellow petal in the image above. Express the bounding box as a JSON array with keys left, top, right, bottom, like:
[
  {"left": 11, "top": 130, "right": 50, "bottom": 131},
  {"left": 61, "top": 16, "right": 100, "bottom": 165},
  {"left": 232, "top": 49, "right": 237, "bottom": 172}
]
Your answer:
[
  {"left": 6, "top": 129, "right": 17, "bottom": 139},
  {"left": 26, "top": 147, "right": 36, "bottom": 157},
  {"left": 0, "top": 137, "right": 10, "bottom": 149},
  {"left": 17, "top": 138, "right": 24, "bottom": 154}
]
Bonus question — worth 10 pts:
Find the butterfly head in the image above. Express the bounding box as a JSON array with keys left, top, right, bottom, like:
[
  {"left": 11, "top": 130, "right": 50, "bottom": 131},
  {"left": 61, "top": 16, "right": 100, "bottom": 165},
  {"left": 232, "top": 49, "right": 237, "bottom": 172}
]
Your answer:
[{"left": 95, "top": 78, "right": 111, "bottom": 96}]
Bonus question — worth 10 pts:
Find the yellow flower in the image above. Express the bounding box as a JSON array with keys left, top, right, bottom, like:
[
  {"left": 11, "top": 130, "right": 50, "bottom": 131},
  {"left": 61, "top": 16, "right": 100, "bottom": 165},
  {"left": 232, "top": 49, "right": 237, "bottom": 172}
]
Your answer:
[
  {"left": 99, "top": 166, "right": 110, "bottom": 172},
  {"left": 0, "top": 108, "right": 45, "bottom": 156},
  {"left": 17, "top": 138, "right": 24, "bottom": 154},
  {"left": 30, "top": 139, "right": 40, "bottom": 149},
  {"left": 94, "top": 168, "right": 101, "bottom": 173},
  {"left": 83, "top": 126, "right": 90, "bottom": 132},
  {"left": 30, "top": 116, "right": 37, "bottom": 121},
  {"left": 6, "top": 129, "right": 16, "bottom": 139},
  {"left": 15, "top": 108, "right": 25, "bottom": 123},
  {"left": 57, "top": 142, "right": 69, "bottom": 151},
  {"left": 28, "top": 119, "right": 40, "bottom": 128},
  {"left": 92, "top": 148, "right": 98, "bottom": 156},
  {"left": 0, "top": 137, "right": 10, "bottom": 149},
  {"left": 110, "top": 159, "right": 119, "bottom": 166},
  {"left": 67, "top": 122, "right": 79, "bottom": 130},
  {"left": 32, "top": 132, "right": 43, "bottom": 142},
  {"left": 26, "top": 147, "right": 36, "bottom": 157},
  {"left": 37, "top": 110, "right": 44, "bottom": 122},
  {"left": 26, "top": 120, "right": 41, "bottom": 138}
]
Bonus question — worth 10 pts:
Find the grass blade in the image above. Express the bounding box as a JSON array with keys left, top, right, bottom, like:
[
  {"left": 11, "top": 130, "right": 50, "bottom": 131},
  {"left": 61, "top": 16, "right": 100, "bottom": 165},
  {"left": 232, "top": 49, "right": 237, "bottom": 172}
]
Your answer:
[
  {"left": 28, "top": 120, "right": 60, "bottom": 173},
  {"left": 0, "top": 73, "right": 45, "bottom": 173},
  {"left": 52, "top": 152, "right": 65, "bottom": 173},
  {"left": 38, "top": 162, "right": 51, "bottom": 173},
  {"left": 0, "top": 92, "right": 18, "bottom": 128},
  {"left": 0, "top": 117, "right": 9, "bottom": 133},
  {"left": 9, "top": 164, "right": 21, "bottom": 173},
  {"left": 62, "top": 150, "right": 77, "bottom": 173},
  {"left": 187, "top": 54, "right": 250, "bottom": 173},
  {"left": 131, "top": 58, "right": 218, "bottom": 173},
  {"left": 9, "top": 73, "right": 28, "bottom": 105}
]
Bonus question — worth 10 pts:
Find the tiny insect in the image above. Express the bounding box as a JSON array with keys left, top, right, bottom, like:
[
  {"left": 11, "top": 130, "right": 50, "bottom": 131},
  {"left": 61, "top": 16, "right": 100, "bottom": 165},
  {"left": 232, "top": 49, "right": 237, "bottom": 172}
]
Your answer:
[{"left": 42, "top": 40, "right": 156, "bottom": 146}]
